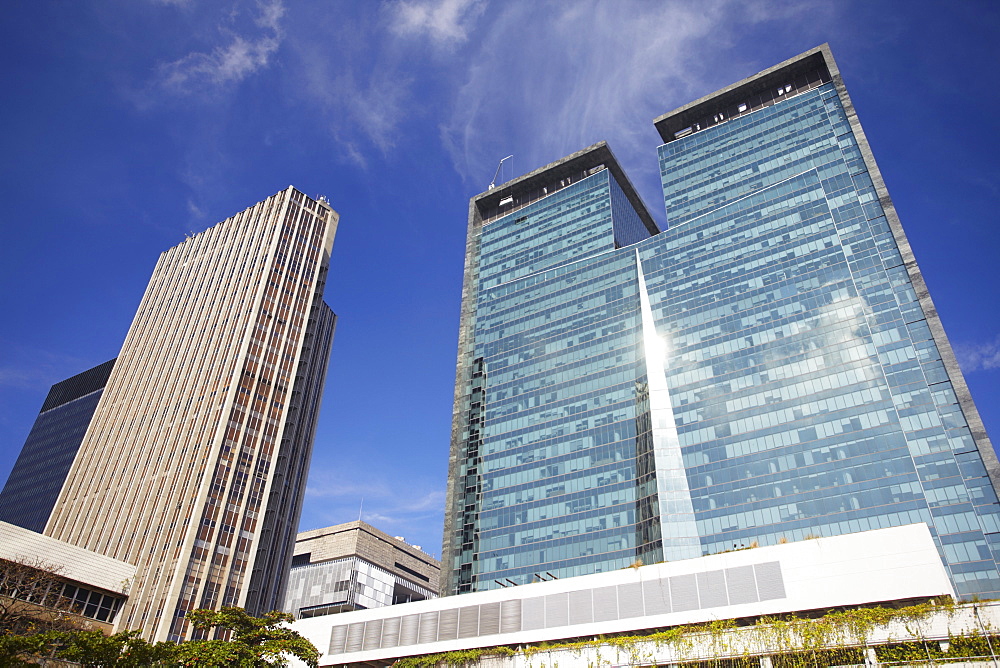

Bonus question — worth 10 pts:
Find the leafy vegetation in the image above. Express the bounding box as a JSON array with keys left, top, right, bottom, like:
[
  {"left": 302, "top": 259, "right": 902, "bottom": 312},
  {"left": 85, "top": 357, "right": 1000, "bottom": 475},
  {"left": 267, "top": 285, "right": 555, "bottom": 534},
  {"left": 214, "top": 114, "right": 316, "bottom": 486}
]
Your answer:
[
  {"left": 0, "top": 606, "right": 318, "bottom": 667},
  {"left": 0, "top": 556, "right": 97, "bottom": 635}
]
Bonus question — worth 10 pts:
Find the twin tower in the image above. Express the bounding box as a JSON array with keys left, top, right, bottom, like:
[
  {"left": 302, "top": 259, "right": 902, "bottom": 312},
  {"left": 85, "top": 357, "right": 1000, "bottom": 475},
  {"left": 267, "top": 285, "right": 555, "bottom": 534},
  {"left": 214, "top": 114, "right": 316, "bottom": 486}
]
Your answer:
[
  {"left": 2, "top": 45, "right": 1000, "bottom": 642},
  {"left": 440, "top": 45, "right": 1000, "bottom": 601}
]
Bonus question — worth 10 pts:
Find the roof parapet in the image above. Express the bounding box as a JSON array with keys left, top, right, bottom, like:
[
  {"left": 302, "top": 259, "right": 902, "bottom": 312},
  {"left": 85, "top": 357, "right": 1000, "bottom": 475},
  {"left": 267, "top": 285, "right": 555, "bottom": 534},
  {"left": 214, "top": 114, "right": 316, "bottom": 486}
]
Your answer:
[
  {"left": 473, "top": 142, "right": 659, "bottom": 235},
  {"left": 654, "top": 44, "right": 838, "bottom": 144}
]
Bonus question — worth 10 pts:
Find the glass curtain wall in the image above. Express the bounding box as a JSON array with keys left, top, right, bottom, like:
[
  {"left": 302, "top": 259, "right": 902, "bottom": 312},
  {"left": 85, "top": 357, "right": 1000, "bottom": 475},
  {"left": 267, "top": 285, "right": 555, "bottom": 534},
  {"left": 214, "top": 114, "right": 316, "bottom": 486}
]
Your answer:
[{"left": 648, "top": 79, "right": 1000, "bottom": 599}]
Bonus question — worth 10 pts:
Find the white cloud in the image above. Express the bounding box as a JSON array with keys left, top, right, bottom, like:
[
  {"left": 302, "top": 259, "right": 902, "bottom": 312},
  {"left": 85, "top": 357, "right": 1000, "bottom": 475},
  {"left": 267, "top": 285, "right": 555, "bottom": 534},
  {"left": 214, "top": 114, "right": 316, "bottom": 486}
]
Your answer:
[
  {"left": 186, "top": 198, "right": 205, "bottom": 219},
  {"left": 439, "top": 0, "right": 828, "bottom": 195},
  {"left": 0, "top": 342, "right": 92, "bottom": 392},
  {"left": 156, "top": 0, "right": 285, "bottom": 96},
  {"left": 288, "top": 19, "right": 413, "bottom": 165},
  {"left": 954, "top": 336, "right": 1000, "bottom": 373},
  {"left": 339, "top": 70, "right": 412, "bottom": 156},
  {"left": 302, "top": 466, "right": 445, "bottom": 555},
  {"left": 390, "top": 0, "right": 486, "bottom": 45}
]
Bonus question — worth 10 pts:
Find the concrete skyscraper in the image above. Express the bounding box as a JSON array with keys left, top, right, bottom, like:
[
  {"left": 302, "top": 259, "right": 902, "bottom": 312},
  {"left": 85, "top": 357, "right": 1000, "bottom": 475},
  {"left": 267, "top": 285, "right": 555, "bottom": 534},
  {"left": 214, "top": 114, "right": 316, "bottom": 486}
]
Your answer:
[
  {"left": 44, "top": 187, "right": 338, "bottom": 641},
  {"left": 442, "top": 45, "right": 1000, "bottom": 600}
]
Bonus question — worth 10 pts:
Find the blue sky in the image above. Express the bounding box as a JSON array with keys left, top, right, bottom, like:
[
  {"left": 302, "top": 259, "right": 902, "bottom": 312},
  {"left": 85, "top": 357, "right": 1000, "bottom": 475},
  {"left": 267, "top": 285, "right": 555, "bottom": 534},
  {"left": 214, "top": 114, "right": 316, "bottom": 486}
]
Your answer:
[{"left": 1, "top": 0, "right": 998, "bottom": 560}]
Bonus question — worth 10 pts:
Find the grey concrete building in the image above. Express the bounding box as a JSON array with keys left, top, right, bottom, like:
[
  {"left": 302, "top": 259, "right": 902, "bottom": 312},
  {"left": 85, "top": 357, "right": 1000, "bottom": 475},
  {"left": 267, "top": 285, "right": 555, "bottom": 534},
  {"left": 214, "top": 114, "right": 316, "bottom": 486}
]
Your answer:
[{"left": 283, "top": 521, "right": 440, "bottom": 619}]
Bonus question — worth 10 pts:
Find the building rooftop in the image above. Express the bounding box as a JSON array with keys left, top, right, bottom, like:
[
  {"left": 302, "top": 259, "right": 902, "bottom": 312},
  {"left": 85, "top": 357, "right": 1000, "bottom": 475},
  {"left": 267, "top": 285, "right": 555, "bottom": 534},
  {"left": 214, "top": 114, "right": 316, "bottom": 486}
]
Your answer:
[
  {"left": 472, "top": 141, "right": 659, "bottom": 234},
  {"left": 294, "top": 521, "right": 440, "bottom": 589},
  {"left": 653, "top": 44, "right": 836, "bottom": 143}
]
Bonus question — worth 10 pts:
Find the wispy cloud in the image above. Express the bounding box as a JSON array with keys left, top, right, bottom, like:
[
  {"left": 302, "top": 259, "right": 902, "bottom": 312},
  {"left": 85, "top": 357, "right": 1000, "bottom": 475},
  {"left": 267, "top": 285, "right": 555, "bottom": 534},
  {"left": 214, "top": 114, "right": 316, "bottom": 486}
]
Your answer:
[
  {"left": 186, "top": 198, "right": 206, "bottom": 219},
  {"left": 954, "top": 336, "right": 1000, "bottom": 373},
  {"left": 303, "top": 465, "right": 445, "bottom": 554},
  {"left": 389, "top": 0, "right": 486, "bottom": 46},
  {"left": 0, "top": 341, "right": 92, "bottom": 392},
  {"left": 337, "top": 69, "right": 413, "bottom": 157},
  {"left": 439, "top": 0, "right": 828, "bottom": 194},
  {"left": 155, "top": 0, "right": 285, "bottom": 97},
  {"left": 285, "top": 9, "right": 414, "bottom": 166},
  {"left": 304, "top": 472, "right": 393, "bottom": 501}
]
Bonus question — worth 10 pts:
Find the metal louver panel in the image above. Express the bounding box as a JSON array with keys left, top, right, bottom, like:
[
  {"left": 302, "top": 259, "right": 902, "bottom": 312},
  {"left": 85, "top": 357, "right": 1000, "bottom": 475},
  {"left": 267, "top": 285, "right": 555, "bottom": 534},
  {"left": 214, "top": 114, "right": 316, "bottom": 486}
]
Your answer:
[
  {"left": 381, "top": 616, "right": 401, "bottom": 649},
  {"left": 438, "top": 608, "right": 459, "bottom": 641},
  {"left": 643, "top": 578, "right": 670, "bottom": 615},
  {"left": 617, "top": 581, "right": 644, "bottom": 618},
  {"left": 344, "top": 621, "right": 366, "bottom": 653},
  {"left": 458, "top": 605, "right": 480, "bottom": 638},
  {"left": 697, "top": 569, "right": 728, "bottom": 609},
  {"left": 362, "top": 619, "right": 382, "bottom": 651},
  {"left": 593, "top": 585, "right": 618, "bottom": 622},
  {"left": 417, "top": 611, "right": 439, "bottom": 644},
  {"left": 399, "top": 614, "right": 419, "bottom": 646},
  {"left": 725, "top": 565, "right": 759, "bottom": 605},
  {"left": 500, "top": 599, "right": 521, "bottom": 634},
  {"left": 480, "top": 602, "right": 501, "bottom": 636},
  {"left": 754, "top": 561, "right": 786, "bottom": 600},
  {"left": 328, "top": 624, "right": 348, "bottom": 655},
  {"left": 329, "top": 561, "right": 790, "bottom": 658},
  {"left": 545, "top": 592, "right": 568, "bottom": 628},
  {"left": 568, "top": 589, "right": 593, "bottom": 625},
  {"left": 522, "top": 596, "right": 545, "bottom": 631},
  {"left": 670, "top": 573, "right": 699, "bottom": 612}
]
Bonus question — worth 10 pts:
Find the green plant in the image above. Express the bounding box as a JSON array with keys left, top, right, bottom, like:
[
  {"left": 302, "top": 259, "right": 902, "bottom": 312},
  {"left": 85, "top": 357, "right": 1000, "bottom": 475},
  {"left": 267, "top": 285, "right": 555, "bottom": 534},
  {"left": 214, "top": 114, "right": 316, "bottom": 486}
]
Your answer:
[
  {"left": 391, "top": 600, "right": 985, "bottom": 668},
  {"left": 180, "top": 606, "right": 319, "bottom": 667},
  {"left": 0, "top": 606, "right": 319, "bottom": 667}
]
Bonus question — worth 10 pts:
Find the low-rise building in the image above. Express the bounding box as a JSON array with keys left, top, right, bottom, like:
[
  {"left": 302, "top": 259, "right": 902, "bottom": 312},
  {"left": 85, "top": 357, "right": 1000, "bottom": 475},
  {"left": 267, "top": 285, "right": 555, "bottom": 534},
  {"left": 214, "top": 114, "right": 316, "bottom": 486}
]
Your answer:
[
  {"left": 283, "top": 521, "right": 440, "bottom": 620},
  {"left": 0, "top": 520, "right": 136, "bottom": 632},
  {"left": 289, "top": 524, "right": 969, "bottom": 667}
]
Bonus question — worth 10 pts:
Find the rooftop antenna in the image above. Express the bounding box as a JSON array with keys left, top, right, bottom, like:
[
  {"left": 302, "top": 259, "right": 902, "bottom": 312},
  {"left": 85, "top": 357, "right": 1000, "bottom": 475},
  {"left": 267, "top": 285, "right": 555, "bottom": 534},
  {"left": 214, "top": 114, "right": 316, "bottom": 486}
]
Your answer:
[{"left": 488, "top": 155, "right": 514, "bottom": 190}]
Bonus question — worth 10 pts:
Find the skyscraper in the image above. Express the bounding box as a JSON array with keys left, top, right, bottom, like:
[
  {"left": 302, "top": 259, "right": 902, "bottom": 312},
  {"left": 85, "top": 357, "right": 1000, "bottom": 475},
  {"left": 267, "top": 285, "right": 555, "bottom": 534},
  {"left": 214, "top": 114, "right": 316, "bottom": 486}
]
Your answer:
[
  {"left": 442, "top": 45, "right": 1000, "bottom": 600},
  {"left": 0, "top": 359, "right": 115, "bottom": 533},
  {"left": 44, "top": 186, "right": 338, "bottom": 641}
]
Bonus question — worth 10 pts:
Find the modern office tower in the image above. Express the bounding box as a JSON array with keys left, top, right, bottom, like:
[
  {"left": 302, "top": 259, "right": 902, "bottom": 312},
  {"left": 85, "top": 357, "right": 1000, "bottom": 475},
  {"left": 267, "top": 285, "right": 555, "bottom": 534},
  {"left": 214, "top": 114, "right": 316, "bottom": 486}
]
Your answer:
[
  {"left": 283, "top": 521, "right": 440, "bottom": 619},
  {"left": 0, "top": 359, "right": 115, "bottom": 533},
  {"left": 442, "top": 45, "right": 1000, "bottom": 600},
  {"left": 44, "top": 187, "right": 338, "bottom": 641}
]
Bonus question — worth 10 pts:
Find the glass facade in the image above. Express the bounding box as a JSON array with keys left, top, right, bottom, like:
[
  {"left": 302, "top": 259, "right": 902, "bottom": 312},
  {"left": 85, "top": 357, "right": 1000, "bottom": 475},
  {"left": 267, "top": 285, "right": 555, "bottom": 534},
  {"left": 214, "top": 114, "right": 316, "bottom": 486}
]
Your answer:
[
  {"left": 650, "top": 76, "right": 1000, "bottom": 598},
  {"left": 446, "top": 154, "right": 664, "bottom": 593},
  {"left": 444, "top": 47, "right": 1000, "bottom": 600},
  {"left": 0, "top": 358, "right": 115, "bottom": 533}
]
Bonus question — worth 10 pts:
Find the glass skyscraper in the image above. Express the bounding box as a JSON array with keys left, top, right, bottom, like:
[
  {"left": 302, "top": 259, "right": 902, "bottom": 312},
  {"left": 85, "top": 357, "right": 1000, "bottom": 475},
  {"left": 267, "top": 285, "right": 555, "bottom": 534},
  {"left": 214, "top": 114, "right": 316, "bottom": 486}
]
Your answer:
[
  {"left": 0, "top": 358, "right": 115, "bottom": 533},
  {"left": 442, "top": 45, "right": 1000, "bottom": 600}
]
